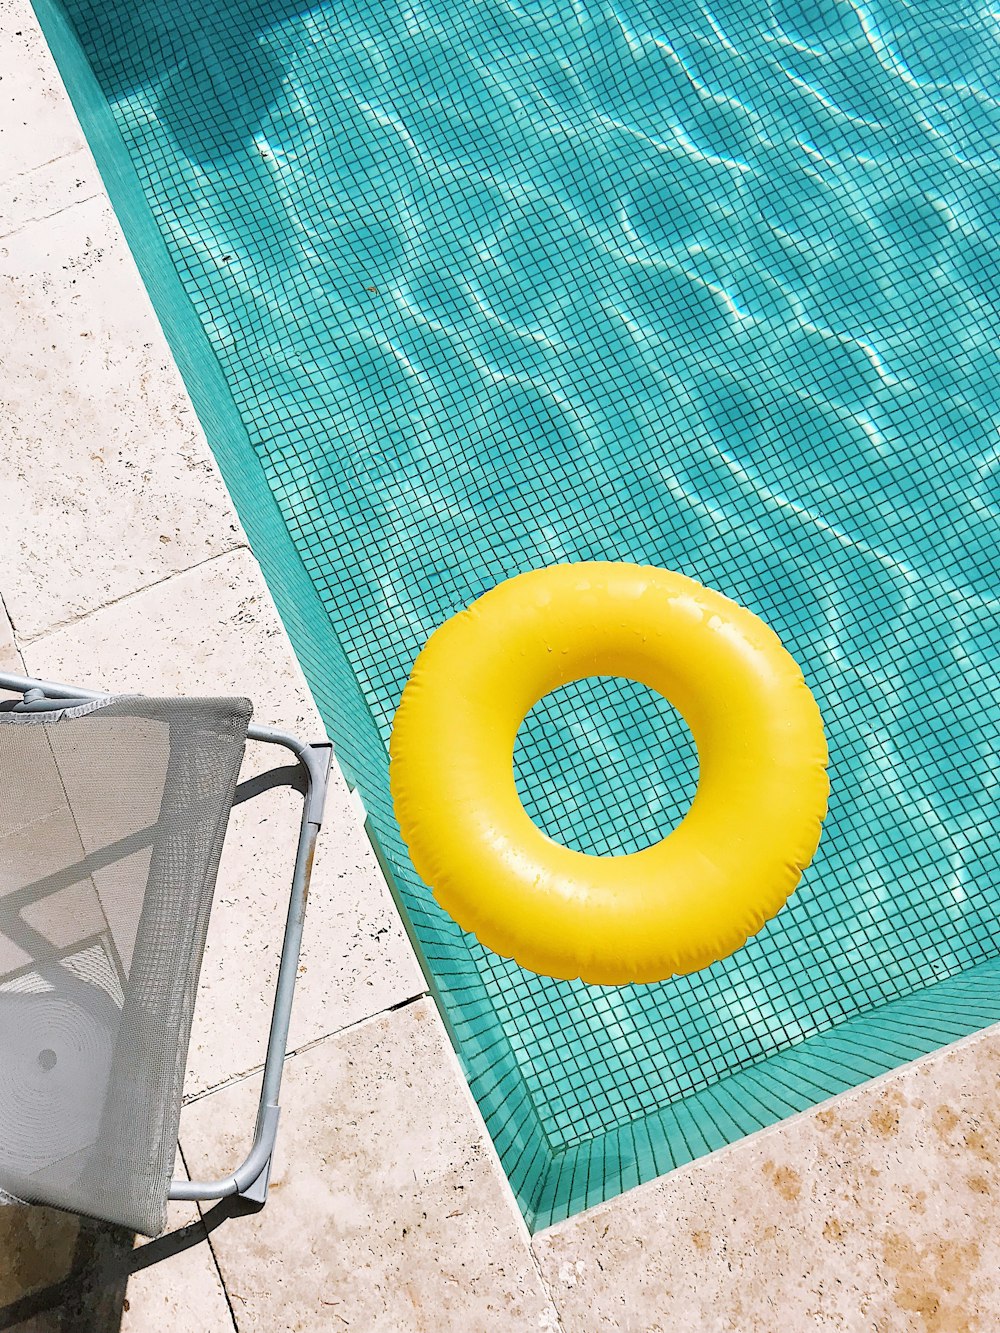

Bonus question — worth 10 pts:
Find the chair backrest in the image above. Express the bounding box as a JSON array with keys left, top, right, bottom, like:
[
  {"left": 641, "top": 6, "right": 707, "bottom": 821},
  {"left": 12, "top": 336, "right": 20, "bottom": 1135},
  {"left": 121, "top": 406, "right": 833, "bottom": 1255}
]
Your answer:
[{"left": 0, "top": 695, "right": 250, "bottom": 1235}]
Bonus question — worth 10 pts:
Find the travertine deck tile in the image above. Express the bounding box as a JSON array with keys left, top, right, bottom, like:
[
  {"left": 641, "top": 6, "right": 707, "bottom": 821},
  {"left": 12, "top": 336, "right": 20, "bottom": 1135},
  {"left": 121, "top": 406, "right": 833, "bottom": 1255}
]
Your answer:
[
  {"left": 180, "top": 999, "right": 561, "bottom": 1333},
  {"left": 0, "top": 1161, "right": 234, "bottom": 1332},
  {"left": 122, "top": 1156, "right": 235, "bottom": 1333},
  {"left": 0, "top": 1201, "right": 79, "bottom": 1319},
  {"left": 0, "top": 0, "right": 85, "bottom": 181},
  {"left": 0, "top": 195, "right": 244, "bottom": 640},
  {"left": 534, "top": 1027, "right": 1000, "bottom": 1333},
  {"left": 0, "top": 600, "right": 23, "bottom": 673},
  {"left": 0, "top": 147, "right": 101, "bottom": 239}
]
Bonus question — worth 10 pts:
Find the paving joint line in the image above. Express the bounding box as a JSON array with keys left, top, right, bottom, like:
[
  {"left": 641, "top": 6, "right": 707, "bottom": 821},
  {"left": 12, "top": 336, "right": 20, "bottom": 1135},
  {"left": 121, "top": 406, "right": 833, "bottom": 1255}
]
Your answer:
[
  {"left": 20, "top": 543, "right": 251, "bottom": 647},
  {"left": 180, "top": 989, "right": 432, "bottom": 1107}
]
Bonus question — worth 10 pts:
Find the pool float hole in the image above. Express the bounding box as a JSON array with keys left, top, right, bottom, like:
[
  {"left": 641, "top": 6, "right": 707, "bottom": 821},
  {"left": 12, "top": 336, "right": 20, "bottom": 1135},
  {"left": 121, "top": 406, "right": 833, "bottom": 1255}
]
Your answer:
[{"left": 513, "top": 675, "right": 700, "bottom": 857}]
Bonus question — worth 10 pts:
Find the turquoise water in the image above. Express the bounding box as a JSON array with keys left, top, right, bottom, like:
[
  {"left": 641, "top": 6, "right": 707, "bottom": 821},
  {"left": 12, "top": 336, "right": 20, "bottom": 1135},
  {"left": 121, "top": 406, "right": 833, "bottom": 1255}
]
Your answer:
[{"left": 48, "top": 0, "right": 1000, "bottom": 1222}]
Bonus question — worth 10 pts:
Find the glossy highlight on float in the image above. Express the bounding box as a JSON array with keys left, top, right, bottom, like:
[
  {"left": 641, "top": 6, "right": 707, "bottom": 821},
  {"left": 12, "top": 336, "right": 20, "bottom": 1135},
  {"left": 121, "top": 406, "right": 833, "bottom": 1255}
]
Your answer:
[{"left": 390, "top": 563, "right": 829, "bottom": 985}]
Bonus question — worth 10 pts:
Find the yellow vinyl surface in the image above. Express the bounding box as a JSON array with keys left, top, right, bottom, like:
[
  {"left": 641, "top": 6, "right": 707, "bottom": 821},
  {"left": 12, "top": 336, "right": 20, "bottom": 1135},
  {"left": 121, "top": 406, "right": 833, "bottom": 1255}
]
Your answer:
[{"left": 390, "top": 563, "right": 829, "bottom": 985}]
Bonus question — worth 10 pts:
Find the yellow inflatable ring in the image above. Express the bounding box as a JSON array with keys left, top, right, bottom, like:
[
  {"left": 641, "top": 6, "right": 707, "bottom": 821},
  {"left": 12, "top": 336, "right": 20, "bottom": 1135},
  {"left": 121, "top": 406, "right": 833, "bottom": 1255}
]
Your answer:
[{"left": 390, "top": 563, "right": 828, "bottom": 985}]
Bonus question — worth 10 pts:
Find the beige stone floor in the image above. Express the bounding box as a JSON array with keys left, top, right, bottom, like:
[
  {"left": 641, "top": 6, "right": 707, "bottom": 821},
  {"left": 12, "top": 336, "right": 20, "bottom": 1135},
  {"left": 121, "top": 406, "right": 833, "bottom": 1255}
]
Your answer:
[
  {"left": 1, "top": 1, "right": 999, "bottom": 1328},
  {"left": 535, "top": 1031, "right": 1000, "bottom": 1333}
]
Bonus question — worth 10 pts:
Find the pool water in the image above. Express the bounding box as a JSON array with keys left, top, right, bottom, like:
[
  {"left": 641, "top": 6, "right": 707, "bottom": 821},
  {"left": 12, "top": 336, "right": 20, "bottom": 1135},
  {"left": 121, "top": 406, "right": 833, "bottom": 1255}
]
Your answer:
[{"left": 44, "top": 0, "right": 1000, "bottom": 1225}]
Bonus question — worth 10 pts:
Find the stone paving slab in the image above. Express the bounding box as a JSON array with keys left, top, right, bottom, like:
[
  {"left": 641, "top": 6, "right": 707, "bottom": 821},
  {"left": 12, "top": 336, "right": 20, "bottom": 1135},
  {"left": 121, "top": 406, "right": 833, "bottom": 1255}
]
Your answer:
[
  {"left": 0, "top": 1202, "right": 80, "bottom": 1324},
  {"left": 180, "top": 999, "right": 561, "bottom": 1333},
  {"left": 533, "top": 1026, "right": 1000, "bottom": 1333},
  {"left": 0, "top": 0, "right": 85, "bottom": 182},
  {"left": 0, "top": 599, "right": 23, "bottom": 673},
  {"left": 0, "top": 193, "right": 245, "bottom": 641},
  {"left": 122, "top": 1157, "right": 235, "bottom": 1333},
  {"left": 0, "top": 1185, "right": 234, "bottom": 1333},
  {"left": 0, "top": 146, "right": 101, "bottom": 238}
]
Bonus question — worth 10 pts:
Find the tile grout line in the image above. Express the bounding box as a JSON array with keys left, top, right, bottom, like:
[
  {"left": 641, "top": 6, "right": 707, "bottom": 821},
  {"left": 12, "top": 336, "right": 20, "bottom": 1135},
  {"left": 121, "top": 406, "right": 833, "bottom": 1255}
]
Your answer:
[
  {"left": 0, "top": 187, "right": 105, "bottom": 243},
  {"left": 176, "top": 1140, "right": 241, "bottom": 1333},
  {"left": 3, "top": 146, "right": 87, "bottom": 181},
  {"left": 176, "top": 997, "right": 435, "bottom": 1328},
  {"left": 0, "top": 589, "right": 26, "bottom": 672},
  {"left": 20, "top": 542, "right": 250, "bottom": 649},
  {"left": 181, "top": 989, "right": 432, "bottom": 1107},
  {"left": 179, "top": 986, "right": 570, "bottom": 1329},
  {"left": 281, "top": 989, "right": 432, "bottom": 1062},
  {"left": 529, "top": 1243, "right": 572, "bottom": 1333}
]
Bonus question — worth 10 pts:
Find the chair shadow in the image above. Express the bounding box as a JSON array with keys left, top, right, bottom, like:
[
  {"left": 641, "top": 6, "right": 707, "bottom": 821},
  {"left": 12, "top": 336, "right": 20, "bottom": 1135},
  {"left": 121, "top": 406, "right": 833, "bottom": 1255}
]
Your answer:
[{"left": 0, "top": 1197, "right": 257, "bottom": 1332}]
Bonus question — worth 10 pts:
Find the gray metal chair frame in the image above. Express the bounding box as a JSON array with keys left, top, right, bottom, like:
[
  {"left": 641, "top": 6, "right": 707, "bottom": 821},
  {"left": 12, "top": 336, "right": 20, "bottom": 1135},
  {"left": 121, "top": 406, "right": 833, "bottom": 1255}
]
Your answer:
[{"left": 0, "top": 669, "right": 332, "bottom": 1212}]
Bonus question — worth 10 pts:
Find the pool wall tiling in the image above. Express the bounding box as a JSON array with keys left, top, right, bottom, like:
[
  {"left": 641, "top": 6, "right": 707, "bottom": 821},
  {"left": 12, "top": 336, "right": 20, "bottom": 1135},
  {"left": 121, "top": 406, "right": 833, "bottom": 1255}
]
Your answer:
[{"left": 33, "top": 0, "right": 1000, "bottom": 1230}]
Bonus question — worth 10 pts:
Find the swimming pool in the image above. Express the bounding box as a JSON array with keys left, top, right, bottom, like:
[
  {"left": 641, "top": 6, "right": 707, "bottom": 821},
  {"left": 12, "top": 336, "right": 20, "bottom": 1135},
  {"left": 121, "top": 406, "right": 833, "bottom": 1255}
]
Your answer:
[{"left": 37, "top": 0, "right": 1000, "bottom": 1227}]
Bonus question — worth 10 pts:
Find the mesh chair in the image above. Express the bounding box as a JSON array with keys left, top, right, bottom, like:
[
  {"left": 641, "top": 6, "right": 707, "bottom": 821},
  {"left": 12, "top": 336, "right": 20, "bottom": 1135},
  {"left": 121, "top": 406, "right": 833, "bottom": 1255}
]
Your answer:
[{"left": 0, "top": 671, "right": 331, "bottom": 1237}]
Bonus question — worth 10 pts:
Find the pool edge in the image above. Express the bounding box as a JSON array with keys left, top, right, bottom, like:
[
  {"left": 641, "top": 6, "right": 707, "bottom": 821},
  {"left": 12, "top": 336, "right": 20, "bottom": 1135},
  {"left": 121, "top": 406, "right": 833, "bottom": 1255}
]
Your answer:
[{"left": 25, "top": 0, "right": 1000, "bottom": 1258}]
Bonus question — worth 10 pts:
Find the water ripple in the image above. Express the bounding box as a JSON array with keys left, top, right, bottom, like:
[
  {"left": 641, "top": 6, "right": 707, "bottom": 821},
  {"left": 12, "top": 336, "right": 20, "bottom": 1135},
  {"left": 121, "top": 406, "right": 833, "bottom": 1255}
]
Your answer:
[{"left": 80, "top": 0, "right": 1000, "bottom": 1136}]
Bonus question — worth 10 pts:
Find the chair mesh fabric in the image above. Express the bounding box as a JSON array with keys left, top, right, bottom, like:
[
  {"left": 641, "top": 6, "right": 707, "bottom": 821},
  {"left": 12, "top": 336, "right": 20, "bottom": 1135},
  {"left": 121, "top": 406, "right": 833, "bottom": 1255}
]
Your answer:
[{"left": 0, "top": 695, "right": 251, "bottom": 1236}]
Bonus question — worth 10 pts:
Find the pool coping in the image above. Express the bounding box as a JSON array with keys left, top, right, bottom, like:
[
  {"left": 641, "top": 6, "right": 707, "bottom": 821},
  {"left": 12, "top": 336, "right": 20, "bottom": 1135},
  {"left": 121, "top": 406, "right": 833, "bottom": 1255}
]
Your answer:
[{"left": 5, "top": 0, "right": 1000, "bottom": 1325}]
